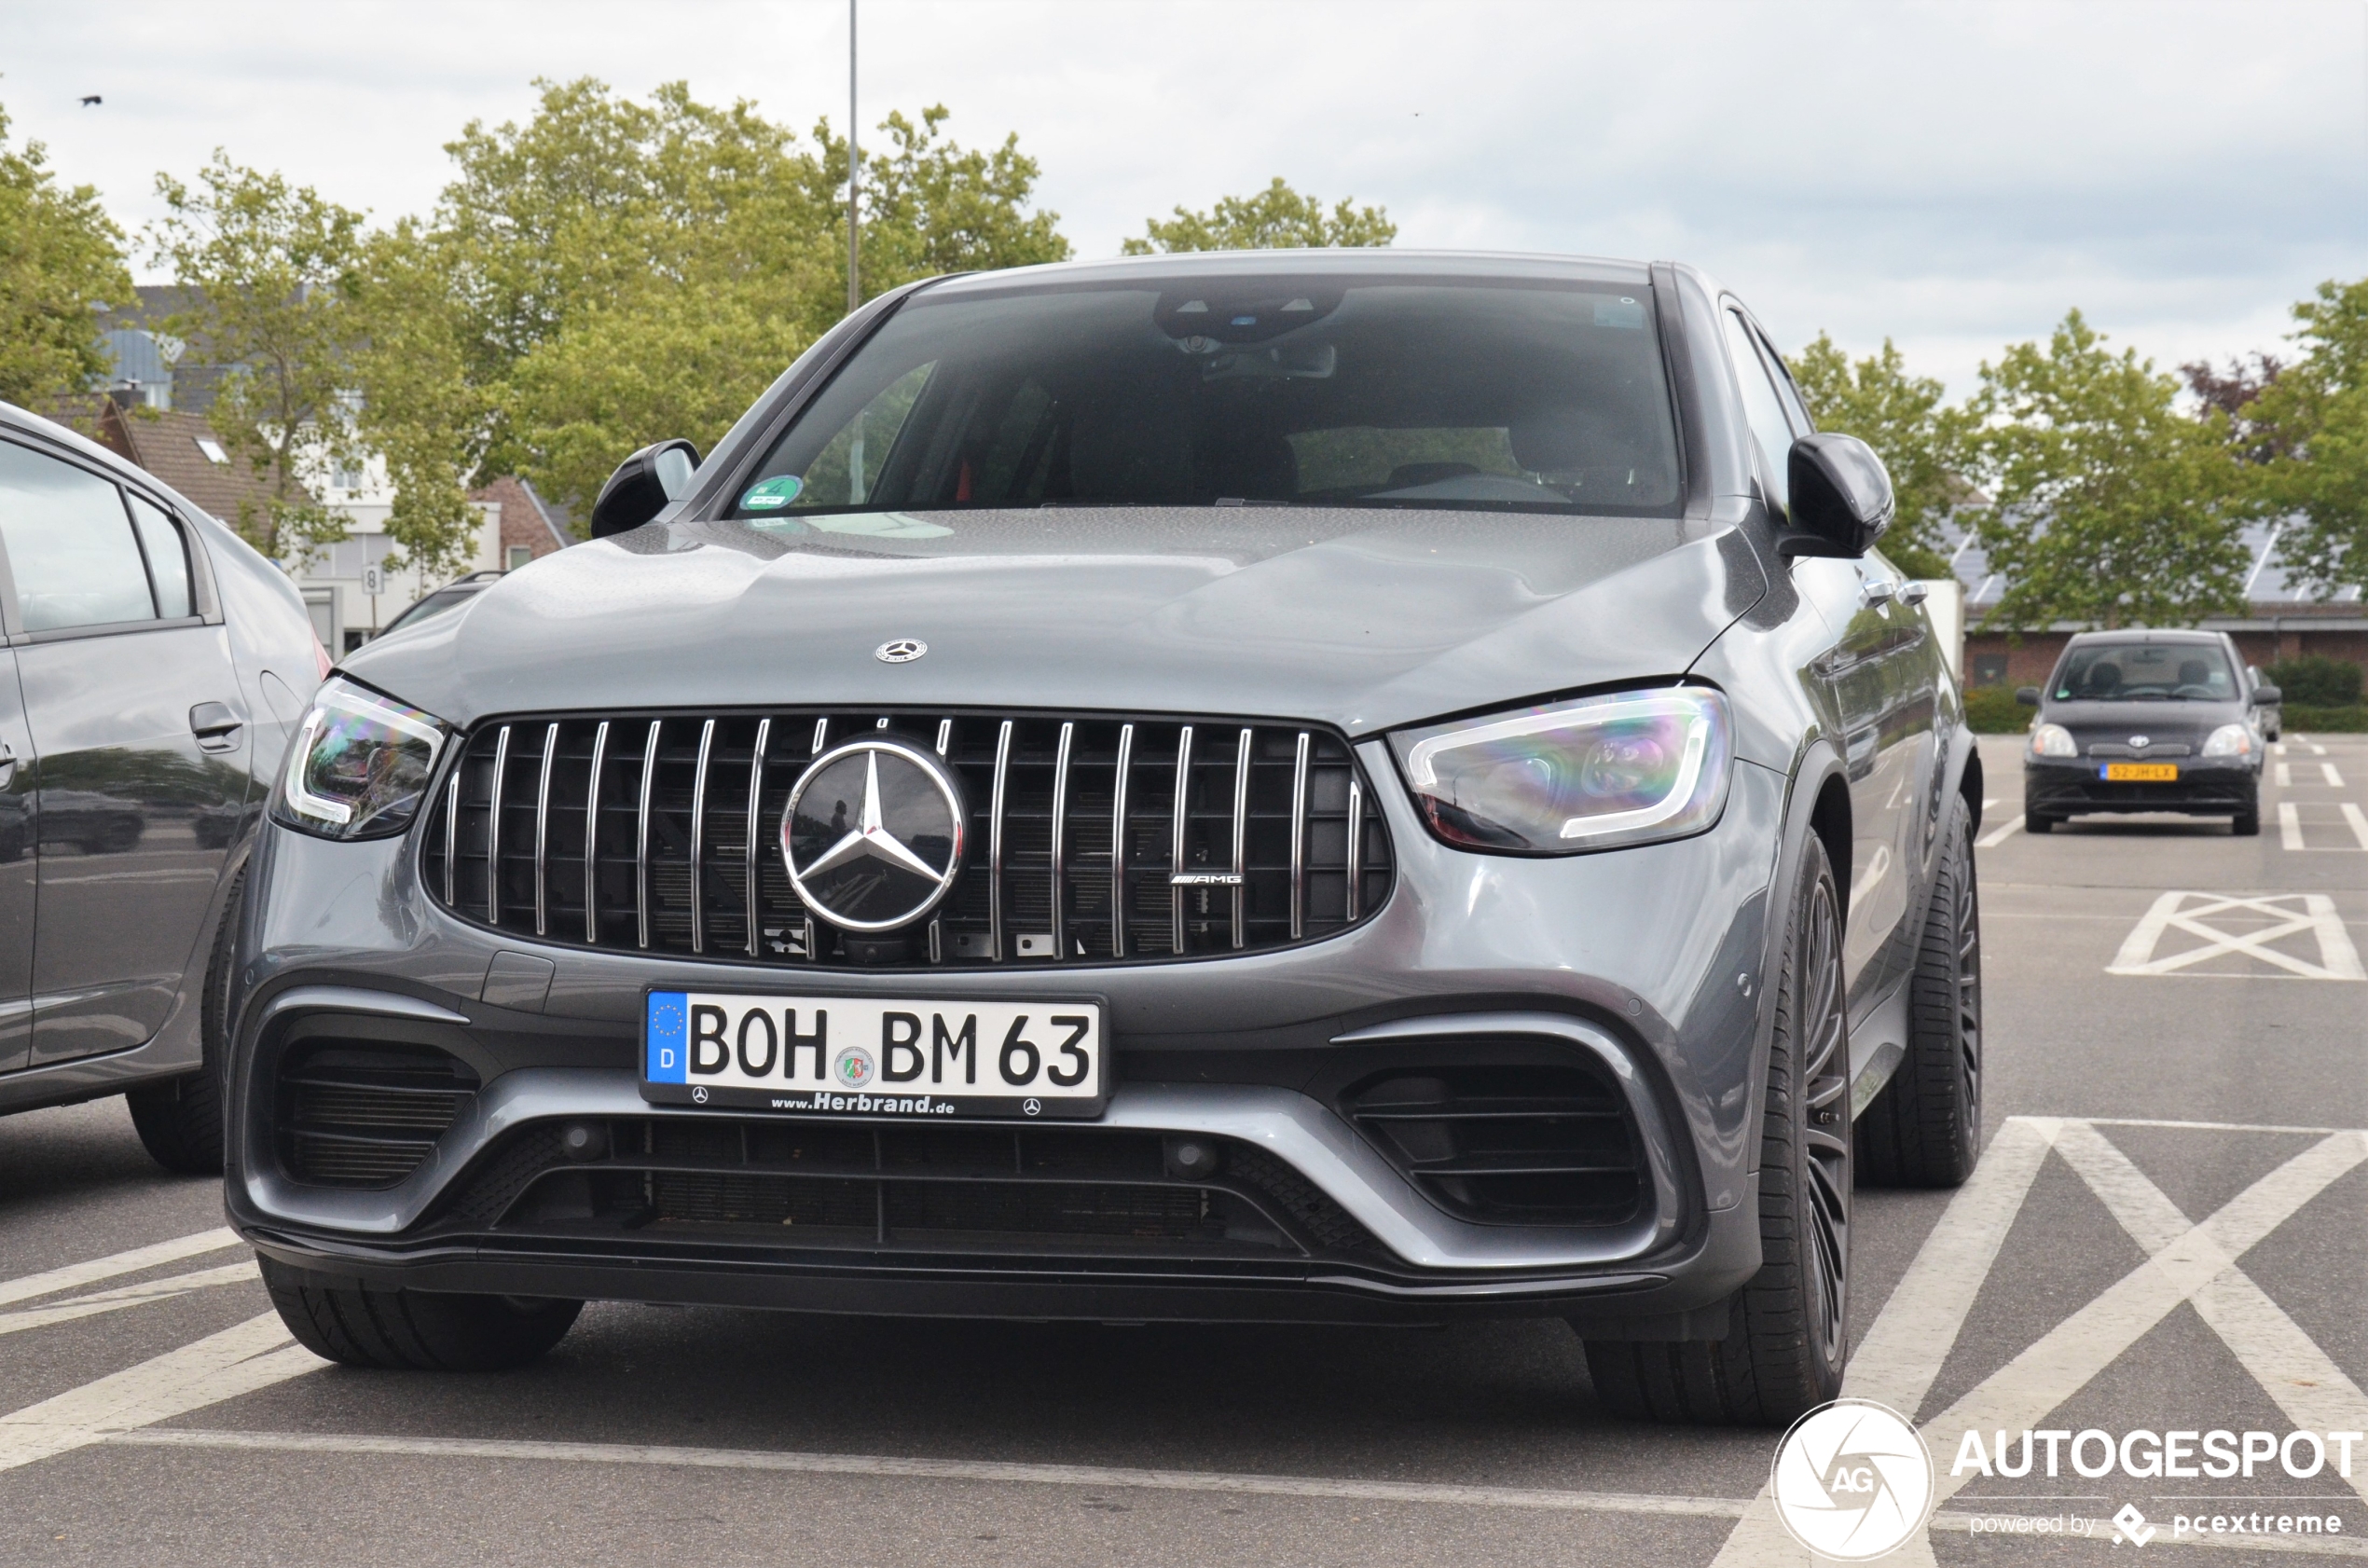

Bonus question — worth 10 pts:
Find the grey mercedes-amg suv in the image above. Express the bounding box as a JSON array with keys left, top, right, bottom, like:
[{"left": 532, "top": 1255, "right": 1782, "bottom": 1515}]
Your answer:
[{"left": 231, "top": 252, "right": 1985, "bottom": 1426}]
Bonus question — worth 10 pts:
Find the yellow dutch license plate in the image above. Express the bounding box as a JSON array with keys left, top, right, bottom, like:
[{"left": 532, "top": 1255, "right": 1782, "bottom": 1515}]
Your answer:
[{"left": 2102, "top": 763, "right": 2179, "bottom": 782}]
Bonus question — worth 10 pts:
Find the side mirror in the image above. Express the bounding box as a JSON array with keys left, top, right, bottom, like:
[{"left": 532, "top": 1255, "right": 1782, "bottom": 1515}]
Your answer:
[
  {"left": 1779, "top": 433, "right": 1895, "bottom": 559},
  {"left": 2015, "top": 687, "right": 2042, "bottom": 707},
  {"left": 2251, "top": 683, "right": 2282, "bottom": 706},
  {"left": 588, "top": 439, "right": 700, "bottom": 539}
]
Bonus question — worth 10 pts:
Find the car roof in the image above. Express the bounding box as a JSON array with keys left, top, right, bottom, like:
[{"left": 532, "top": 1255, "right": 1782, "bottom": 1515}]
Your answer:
[
  {"left": 2062, "top": 629, "right": 2226, "bottom": 646},
  {"left": 0, "top": 399, "right": 215, "bottom": 523},
  {"left": 920, "top": 248, "right": 1662, "bottom": 300}
]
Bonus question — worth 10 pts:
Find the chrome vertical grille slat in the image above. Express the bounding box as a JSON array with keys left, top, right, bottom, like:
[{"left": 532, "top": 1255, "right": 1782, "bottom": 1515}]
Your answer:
[
  {"left": 421, "top": 708, "right": 1392, "bottom": 971},
  {"left": 1229, "top": 727, "right": 1252, "bottom": 950},
  {"left": 1288, "top": 730, "right": 1310, "bottom": 942},
  {"left": 635, "top": 721, "right": 659, "bottom": 950},
  {"left": 744, "top": 718, "right": 770, "bottom": 959},
  {"left": 487, "top": 725, "right": 512, "bottom": 925},
  {"left": 584, "top": 721, "right": 609, "bottom": 944},
  {"left": 1169, "top": 724, "right": 1194, "bottom": 956},
  {"left": 1048, "top": 721, "right": 1074, "bottom": 961},
  {"left": 988, "top": 719, "right": 1012, "bottom": 962},
  {"left": 1109, "top": 722, "right": 1134, "bottom": 959},
  {"left": 688, "top": 719, "right": 715, "bottom": 955}
]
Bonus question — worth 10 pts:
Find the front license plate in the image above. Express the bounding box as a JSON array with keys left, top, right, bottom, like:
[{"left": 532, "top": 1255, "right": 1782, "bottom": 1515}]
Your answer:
[
  {"left": 641, "top": 990, "right": 1106, "bottom": 1119},
  {"left": 2101, "top": 763, "right": 2180, "bottom": 782}
]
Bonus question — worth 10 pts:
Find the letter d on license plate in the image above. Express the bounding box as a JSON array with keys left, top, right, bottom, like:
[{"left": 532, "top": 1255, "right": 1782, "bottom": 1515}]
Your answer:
[{"left": 641, "top": 990, "right": 1106, "bottom": 1119}]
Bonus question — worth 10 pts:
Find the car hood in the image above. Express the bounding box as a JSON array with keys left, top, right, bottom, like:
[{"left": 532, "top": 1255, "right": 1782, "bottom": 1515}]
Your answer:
[
  {"left": 2041, "top": 698, "right": 2249, "bottom": 746},
  {"left": 348, "top": 507, "right": 1762, "bottom": 736}
]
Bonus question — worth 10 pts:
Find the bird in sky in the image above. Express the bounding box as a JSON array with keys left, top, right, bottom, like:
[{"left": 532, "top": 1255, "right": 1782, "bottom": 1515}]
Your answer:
[{"left": 79, "top": 95, "right": 102, "bottom": 106}]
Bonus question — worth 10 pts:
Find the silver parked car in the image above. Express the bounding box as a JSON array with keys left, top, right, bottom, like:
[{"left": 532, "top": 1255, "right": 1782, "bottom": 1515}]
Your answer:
[{"left": 230, "top": 253, "right": 1983, "bottom": 1425}]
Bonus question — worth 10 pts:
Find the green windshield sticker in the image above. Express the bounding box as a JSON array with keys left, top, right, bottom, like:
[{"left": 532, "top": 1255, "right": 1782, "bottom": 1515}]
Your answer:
[{"left": 741, "top": 475, "right": 804, "bottom": 510}]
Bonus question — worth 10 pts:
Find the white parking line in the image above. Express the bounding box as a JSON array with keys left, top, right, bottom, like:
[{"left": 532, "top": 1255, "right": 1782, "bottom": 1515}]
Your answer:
[
  {"left": 0, "top": 1261, "right": 259, "bottom": 1339},
  {"left": 2107, "top": 891, "right": 2365, "bottom": 980},
  {"left": 2282, "top": 802, "right": 2306, "bottom": 849},
  {"left": 2347, "top": 804, "right": 2368, "bottom": 851},
  {"left": 0, "top": 1228, "right": 242, "bottom": 1310},
  {"left": 2327, "top": 763, "right": 2348, "bottom": 787},
  {"left": 110, "top": 1426, "right": 1756, "bottom": 1520},
  {"left": 2311, "top": 742, "right": 2329, "bottom": 756},
  {"left": 1976, "top": 816, "right": 2023, "bottom": 850},
  {"left": 2279, "top": 763, "right": 2294, "bottom": 788},
  {"left": 0, "top": 1312, "right": 319, "bottom": 1474}
]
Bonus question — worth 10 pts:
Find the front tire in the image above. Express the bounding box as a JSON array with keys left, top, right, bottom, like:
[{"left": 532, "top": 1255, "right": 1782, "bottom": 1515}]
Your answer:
[
  {"left": 127, "top": 868, "right": 242, "bottom": 1175},
  {"left": 260, "top": 1257, "right": 582, "bottom": 1371},
  {"left": 1857, "top": 795, "right": 1983, "bottom": 1187},
  {"left": 1584, "top": 834, "right": 1852, "bottom": 1425},
  {"left": 2023, "top": 808, "right": 2055, "bottom": 834}
]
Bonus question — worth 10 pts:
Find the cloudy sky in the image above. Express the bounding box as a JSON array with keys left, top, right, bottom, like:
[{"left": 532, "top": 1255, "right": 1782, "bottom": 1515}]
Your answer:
[{"left": 4, "top": 0, "right": 2361, "bottom": 392}]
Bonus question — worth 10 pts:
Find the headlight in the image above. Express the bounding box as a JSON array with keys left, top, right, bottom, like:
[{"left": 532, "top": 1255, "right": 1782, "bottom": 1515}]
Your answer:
[
  {"left": 2202, "top": 723, "right": 2254, "bottom": 758},
  {"left": 1390, "top": 687, "right": 1732, "bottom": 854},
  {"left": 272, "top": 679, "right": 449, "bottom": 840},
  {"left": 2030, "top": 723, "right": 2078, "bottom": 759}
]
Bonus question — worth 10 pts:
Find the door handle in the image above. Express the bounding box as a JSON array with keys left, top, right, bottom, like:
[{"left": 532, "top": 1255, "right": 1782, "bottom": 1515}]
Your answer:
[{"left": 189, "top": 702, "right": 245, "bottom": 751}]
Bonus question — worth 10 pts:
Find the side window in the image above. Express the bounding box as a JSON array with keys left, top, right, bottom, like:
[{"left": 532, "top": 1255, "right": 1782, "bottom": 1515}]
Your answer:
[
  {"left": 1754, "top": 324, "right": 1814, "bottom": 436},
  {"left": 0, "top": 440, "right": 158, "bottom": 632},
  {"left": 126, "top": 493, "right": 193, "bottom": 618},
  {"left": 1720, "top": 308, "right": 1797, "bottom": 509}
]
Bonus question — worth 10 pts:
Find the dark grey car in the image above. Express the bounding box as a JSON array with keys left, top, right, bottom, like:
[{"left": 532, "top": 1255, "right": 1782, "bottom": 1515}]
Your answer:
[
  {"left": 231, "top": 254, "right": 1984, "bottom": 1425},
  {"left": 2017, "top": 629, "right": 2272, "bottom": 834},
  {"left": 0, "top": 402, "right": 322, "bottom": 1170}
]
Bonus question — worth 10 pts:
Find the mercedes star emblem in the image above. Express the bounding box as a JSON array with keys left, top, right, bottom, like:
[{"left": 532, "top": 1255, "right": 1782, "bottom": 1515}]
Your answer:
[
  {"left": 781, "top": 739, "right": 965, "bottom": 931},
  {"left": 875, "top": 639, "right": 928, "bottom": 664}
]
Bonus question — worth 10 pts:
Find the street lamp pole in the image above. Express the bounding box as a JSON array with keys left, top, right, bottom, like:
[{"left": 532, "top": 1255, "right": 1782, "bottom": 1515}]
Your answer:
[{"left": 847, "top": 0, "right": 860, "bottom": 317}]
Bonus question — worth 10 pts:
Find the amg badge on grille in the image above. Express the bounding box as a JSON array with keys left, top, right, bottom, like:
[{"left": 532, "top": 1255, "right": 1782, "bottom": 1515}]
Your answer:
[{"left": 781, "top": 740, "right": 965, "bottom": 931}]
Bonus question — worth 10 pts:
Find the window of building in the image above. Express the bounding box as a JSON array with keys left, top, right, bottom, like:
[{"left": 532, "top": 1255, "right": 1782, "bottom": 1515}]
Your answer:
[
  {"left": 195, "top": 437, "right": 229, "bottom": 465},
  {"left": 506, "top": 545, "right": 534, "bottom": 571},
  {"left": 1972, "top": 653, "right": 2009, "bottom": 688}
]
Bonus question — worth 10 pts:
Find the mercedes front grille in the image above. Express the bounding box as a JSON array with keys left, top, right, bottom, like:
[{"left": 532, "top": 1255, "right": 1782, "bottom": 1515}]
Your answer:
[{"left": 419, "top": 710, "right": 1394, "bottom": 969}]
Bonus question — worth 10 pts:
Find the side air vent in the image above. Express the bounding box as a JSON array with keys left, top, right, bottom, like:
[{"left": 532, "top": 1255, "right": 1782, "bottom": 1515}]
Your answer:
[
  {"left": 1347, "top": 1064, "right": 1644, "bottom": 1227},
  {"left": 277, "top": 1043, "right": 479, "bottom": 1189},
  {"left": 418, "top": 708, "right": 1394, "bottom": 971}
]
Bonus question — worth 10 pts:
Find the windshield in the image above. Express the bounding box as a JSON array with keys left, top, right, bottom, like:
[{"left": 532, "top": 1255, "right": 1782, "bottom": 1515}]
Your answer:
[
  {"left": 2051, "top": 642, "right": 2237, "bottom": 702},
  {"left": 382, "top": 588, "right": 475, "bottom": 634},
  {"left": 731, "top": 277, "right": 1683, "bottom": 518}
]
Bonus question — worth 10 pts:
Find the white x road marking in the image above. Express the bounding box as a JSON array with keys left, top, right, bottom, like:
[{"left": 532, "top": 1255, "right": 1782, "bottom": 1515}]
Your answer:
[
  {"left": 1711, "top": 1118, "right": 2368, "bottom": 1565},
  {"left": 2108, "top": 891, "right": 2365, "bottom": 980}
]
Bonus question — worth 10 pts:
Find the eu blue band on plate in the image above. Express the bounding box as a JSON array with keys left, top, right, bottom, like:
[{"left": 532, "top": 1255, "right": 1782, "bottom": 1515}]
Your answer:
[{"left": 647, "top": 991, "right": 689, "bottom": 1082}]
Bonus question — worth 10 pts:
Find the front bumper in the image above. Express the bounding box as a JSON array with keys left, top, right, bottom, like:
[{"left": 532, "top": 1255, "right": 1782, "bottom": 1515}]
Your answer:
[
  {"left": 2024, "top": 755, "right": 2260, "bottom": 816},
  {"left": 228, "top": 752, "right": 1788, "bottom": 1328}
]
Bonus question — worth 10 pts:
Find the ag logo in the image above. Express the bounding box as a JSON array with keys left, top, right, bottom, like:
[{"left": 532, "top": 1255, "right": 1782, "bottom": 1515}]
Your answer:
[
  {"left": 833, "top": 1045, "right": 877, "bottom": 1089},
  {"left": 1769, "top": 1398, "right": 1934, "bottom": 1560}
]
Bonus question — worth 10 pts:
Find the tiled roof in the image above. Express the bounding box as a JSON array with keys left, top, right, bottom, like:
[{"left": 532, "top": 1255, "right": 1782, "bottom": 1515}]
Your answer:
[
  {"left": 467, "top": 475, "right": 574, "bottom": 557},
  {"left": 85, "top": 399, "right": 310, "bottom": 529},
  {"left": 1941, "top": 515, "right": 2361, "bottom": 617}
]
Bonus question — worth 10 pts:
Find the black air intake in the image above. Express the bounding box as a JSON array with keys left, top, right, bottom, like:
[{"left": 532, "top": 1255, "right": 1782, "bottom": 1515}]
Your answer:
[
  {"left": 277, "top": 1042, "right": 478, "bottom": 1189},
  {"left": 1347, "top": 1064, "right": 1644, "bottom": 1227},
  {"left": 419, "top": 709, "right": 1393, "bottom": 970}
]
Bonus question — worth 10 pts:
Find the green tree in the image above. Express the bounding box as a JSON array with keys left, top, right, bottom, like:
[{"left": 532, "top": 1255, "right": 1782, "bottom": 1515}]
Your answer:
[
  {"left": 1967, "top": 310, "right": 2252, "bottom": 631},
  {"left": 350, "top": 221, "right": 493, "bottom": 580},
  {"left": 845, "top": 105, "right": 1070, "bottom": 292},
  {"left": 1122, "top": 177, "right": 1394, "bottom": 254},
  {"left": 389, "top": 79, "right": 1067, "bottom": 516},
  {"left": 148, "top": 154, "right": 368, "bottom": 562},
  {"left": 1787, "top": 334, "right": 1970, "bottom": 580},
  {"left": 0, "top": 103, "right": 132, "bottom": 408},
  {"left": 2252, "top": 277, "right": 2368, "bottom": 598}
]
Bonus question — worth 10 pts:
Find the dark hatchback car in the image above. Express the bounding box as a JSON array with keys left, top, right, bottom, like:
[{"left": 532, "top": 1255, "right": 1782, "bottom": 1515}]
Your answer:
[
  {"left": 233, "top": 253, "right": 1984, "bottom": 1426},
  {"left": 0, "top": 402, "right": 322, "bottom": 1169},
  {"left": 2017, "top": 630, "right": 2272, "bottom": 834}
]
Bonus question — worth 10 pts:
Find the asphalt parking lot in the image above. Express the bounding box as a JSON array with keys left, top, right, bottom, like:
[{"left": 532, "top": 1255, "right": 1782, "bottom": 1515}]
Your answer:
[{"left": 2, "top": 732, "right": 2361, "bottom": 1566}]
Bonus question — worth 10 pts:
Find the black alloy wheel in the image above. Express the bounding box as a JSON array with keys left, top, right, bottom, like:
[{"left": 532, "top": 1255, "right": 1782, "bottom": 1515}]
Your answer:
[
  {"left": 1858, "top": 795, "right": 1985, "bottom": 1187},
  {"left": 1583, "top": 834, "right": 1852, "bottom": 1424}
]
